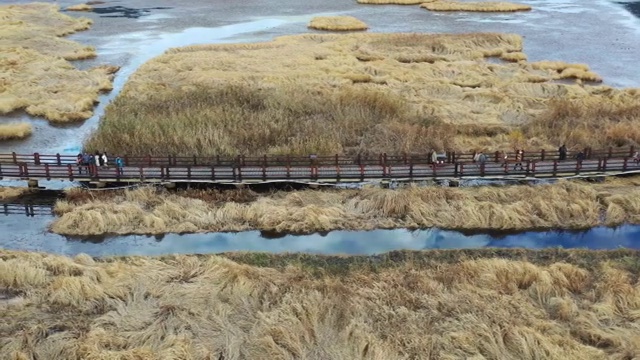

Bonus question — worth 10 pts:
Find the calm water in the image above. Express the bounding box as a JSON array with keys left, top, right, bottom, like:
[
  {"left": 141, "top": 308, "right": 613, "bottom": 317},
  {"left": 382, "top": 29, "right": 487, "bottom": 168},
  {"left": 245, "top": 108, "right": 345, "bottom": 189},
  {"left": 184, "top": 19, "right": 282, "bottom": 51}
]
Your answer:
[{"left": 1, "top": 213, "right": 638, "bottom": 257}]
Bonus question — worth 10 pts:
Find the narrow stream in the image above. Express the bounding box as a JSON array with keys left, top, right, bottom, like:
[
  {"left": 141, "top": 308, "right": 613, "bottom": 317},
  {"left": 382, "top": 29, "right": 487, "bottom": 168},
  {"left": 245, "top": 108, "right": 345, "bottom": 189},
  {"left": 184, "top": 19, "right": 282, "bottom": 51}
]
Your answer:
[{"left": 2, "top": 212, "right": 638, "bottom": 257}]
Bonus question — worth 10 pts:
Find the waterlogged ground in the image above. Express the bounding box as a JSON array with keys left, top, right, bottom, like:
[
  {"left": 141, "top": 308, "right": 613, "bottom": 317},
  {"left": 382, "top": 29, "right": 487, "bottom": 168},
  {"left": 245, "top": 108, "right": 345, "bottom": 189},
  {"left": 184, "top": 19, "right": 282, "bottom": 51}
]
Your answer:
[
  {"left": 0, "top": 0, "right": 640, "bottom": 154},
  {"left": 0, "top": 212, "right": 639, "bottom": 257}
]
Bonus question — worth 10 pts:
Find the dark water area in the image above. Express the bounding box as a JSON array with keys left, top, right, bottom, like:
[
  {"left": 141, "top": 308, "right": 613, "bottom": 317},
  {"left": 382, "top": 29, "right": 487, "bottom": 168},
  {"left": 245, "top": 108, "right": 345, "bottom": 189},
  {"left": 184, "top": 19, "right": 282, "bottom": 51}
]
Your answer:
[
  {"left": 84, "top": 6, "right": 173, "bottom": 19},
  {"left": 619, "top": 1, "right": 640, "bottom": 18},
  {"left": 1, "top": 211, "right": 639, "bottom": 257}
]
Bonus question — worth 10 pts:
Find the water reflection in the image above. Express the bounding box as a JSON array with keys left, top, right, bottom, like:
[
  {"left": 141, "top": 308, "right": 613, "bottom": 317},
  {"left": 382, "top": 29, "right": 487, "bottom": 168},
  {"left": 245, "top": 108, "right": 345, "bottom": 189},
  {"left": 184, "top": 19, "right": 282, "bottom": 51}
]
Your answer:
[{"left": 1, "top": 214, "right": 639, "bottom": 257}]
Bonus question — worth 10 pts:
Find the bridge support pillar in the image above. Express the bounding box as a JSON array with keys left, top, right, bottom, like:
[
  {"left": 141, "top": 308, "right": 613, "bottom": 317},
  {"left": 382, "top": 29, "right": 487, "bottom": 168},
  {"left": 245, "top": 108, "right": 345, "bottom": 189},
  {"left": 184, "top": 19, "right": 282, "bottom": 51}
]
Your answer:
[
  {"left": 449, "top": 180, "right": 460, "bottom": 187},
  {"left": 27, "top": 179, "right": 39, "bottom": 188},
  {"left": 234, "top": 183, "right": 246, "bottom": 189},
  {"left": 309, "top": 183, "right": 319, "bottom": 189},
  {"left": 164, "top": 182, "right": 177, "bottom": 189}
]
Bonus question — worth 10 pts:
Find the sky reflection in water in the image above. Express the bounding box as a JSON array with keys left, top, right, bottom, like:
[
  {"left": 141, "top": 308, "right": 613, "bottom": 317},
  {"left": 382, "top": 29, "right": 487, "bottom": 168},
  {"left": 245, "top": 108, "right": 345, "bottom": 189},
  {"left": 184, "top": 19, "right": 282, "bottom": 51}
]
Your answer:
[{"left": 2, "top": 214, "right": 639, "bottom": 257}]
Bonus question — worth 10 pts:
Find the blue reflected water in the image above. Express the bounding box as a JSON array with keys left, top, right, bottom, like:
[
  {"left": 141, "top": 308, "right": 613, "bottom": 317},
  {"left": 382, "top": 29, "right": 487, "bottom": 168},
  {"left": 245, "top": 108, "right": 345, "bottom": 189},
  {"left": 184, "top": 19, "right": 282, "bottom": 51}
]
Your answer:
[{"left": 1, "top": 215, "right": 639, "bottom": 257}]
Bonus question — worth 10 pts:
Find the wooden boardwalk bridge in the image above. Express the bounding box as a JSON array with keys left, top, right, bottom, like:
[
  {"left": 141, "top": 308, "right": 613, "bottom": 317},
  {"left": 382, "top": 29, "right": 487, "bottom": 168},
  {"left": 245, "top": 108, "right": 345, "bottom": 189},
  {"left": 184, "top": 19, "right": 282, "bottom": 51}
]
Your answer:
[{"left": 0, "top": 146, "right": 639, "bottom": 186}]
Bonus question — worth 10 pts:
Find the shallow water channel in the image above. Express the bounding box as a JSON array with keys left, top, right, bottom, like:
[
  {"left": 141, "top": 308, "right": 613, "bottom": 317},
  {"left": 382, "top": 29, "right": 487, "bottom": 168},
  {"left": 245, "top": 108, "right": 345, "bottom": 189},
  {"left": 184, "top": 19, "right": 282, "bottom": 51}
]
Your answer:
[{"left": 1, "top": 210, "right": 639, "bottom": 257}]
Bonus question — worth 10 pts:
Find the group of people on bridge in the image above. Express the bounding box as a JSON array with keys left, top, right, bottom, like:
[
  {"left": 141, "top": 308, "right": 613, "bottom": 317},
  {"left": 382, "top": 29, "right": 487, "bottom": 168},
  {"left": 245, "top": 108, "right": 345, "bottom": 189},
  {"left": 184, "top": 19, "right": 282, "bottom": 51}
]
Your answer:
[{"left": 76, "top": 152, "right": 124, "bottom": 175}]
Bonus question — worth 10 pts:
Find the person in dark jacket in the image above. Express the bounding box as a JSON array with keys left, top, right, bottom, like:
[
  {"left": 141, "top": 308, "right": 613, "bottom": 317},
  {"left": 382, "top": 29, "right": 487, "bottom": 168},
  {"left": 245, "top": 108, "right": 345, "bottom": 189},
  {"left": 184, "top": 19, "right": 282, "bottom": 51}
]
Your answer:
[{"left": 559, "top": 144, "right": 568, "bottom": 161}]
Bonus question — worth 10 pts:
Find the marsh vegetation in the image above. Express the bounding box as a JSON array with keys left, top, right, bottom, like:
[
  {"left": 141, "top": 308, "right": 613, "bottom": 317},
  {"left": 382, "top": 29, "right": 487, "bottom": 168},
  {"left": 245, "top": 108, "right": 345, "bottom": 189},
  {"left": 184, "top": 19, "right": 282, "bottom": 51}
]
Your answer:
[
  {"left": 51, "top": 178, "right": 640, "bottom": 236},
  {"left": 85, "top": 33, "right": 640, "bottom": 157},
  {"left": 1, "top": 249, "right": 639, "bottom": 359},
  {"left": 0, "top": 3, "right": 117, "bottom": 124}
]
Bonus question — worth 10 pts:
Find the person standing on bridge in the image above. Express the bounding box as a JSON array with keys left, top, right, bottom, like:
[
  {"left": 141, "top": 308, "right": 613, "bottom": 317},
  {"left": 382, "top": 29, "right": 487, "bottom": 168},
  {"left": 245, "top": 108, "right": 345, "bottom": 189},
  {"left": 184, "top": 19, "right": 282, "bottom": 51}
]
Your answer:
[
  {"left": 76, "top": 153, "right": 83, "bottom": 174},
  {"left": 513, "top": 149, "right": 524, "bottom": 171},
  {"left": 559, "top": 144, "right": 568, "bottom": 161},
  {"left": 101, "top": 152, "right": 108, "bottom": 168},
  {"left": 115, "top": 156, "right": 124, "bottom": 175},
  {"left": 431, "top": 149, "right": 438, "bottom": 169}
]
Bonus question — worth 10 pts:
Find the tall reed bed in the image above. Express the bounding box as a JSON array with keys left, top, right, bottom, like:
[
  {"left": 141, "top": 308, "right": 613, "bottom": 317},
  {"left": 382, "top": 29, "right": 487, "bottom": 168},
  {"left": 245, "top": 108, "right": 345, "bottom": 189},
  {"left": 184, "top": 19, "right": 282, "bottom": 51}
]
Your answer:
[
  {"left": 86, "top": 33, "right": 640, "bottom": 156},
  {"left": 1, "top": 249, "right": 639, "bottom": 359}
]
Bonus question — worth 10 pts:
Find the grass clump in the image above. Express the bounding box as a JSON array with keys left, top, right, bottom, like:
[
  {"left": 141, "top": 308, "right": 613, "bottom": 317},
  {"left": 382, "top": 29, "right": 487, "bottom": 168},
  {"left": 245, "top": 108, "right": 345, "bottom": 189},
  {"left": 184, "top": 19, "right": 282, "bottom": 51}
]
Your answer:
[
  {"left": 66, "top": 3, "right": 92, "bottom": 11},
  {"left": 1, "top": 249, "right": 640, "bottom": 359},
  {"left": 421, "top": 0, "right": 532, "bottom": 12},
  {"left": 0, "top": 186, "right": 31, "bottom": 200},
  {"left": 0, "top": 122, "right": 32, "bottom": 140},
  {"left": 87, "top": 32, "right": 640, "bottom": 156},
  {"left": 308, "top": 16, "right": 368, "bottom": 31},
  {"left": 50, "top": 179, "right": 640, "bottom": 236},
  {"left": 0, "top": 3, "right": 117, "bottom": 123}
]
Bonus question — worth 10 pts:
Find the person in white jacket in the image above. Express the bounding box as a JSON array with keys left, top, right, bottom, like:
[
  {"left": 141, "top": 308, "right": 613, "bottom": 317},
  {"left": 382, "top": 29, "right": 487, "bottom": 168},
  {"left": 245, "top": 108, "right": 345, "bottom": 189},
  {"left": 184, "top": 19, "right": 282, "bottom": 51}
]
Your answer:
[{"left": 101, "top": 152, "right": 109, "bottom": 167}]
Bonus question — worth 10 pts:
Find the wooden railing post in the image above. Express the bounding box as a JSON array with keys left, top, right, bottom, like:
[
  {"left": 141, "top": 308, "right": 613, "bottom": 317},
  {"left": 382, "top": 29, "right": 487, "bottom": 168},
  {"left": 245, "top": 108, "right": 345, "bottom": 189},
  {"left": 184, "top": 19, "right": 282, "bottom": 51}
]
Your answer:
[
  {"left": 540, "top": 149, "right": 545, "bottom": 161},
  {"left": 453, "top": 163, "right": 458, "bottom": 177},
  {"left": 211, "top": 166, "right": 216, "bottom": 180},
  {"left": 67, "top": 164, "right": 74, "bottom": 181},
  {"left": 56, "top": 153, "right": 61, "bottom": 166},
  {"left": 608, "top": 147, "right": 613, "bottom": 159},
  {"left": 480, "top": 163, "right": 485, "bottom": 177},
  {"left": 360, "top": 165, "right": 364, "bottom": 182},
  {"left": 187, "top": 166, "right": 192, "bottom": 180},
  {"left": 403, "top": 152, "right": 407, "bottom": 165},
  {"left": 357, "top": 154, "right": 361, "bottom": 166},
  {"left": 335, "top": 154, "right": 339, "bottom": 166},
  {"left": 45, "top": 164, "right": 50, "bottom": 180},
  {"left": 12, "top": 152, "right": 17, "bottom": 164},
  {"left": 494, "top": 151, "right": 499, "bottom": 163},
  {"left": 525, "top": 160, "right": 531, "bottom": 177},
  {"left": 552, "top": 160, "right": 558, "bottom": 176},
  {"left": 146, "top": 155, "right": 152, "bottom": 166},
  {"left": 193, "top": 155, "right": 197, "bottom": 166},
  {"left": 262, "top": 155, "right": 267, "bottom": 181},
  {"left": 602, "top": 157, "right": 608, "bottom": 172},
  {"left": 623, "top": 158, "right": 628, "bottom": 172},
  {"left": 34, "top": 153, "right": 40, "bottom": 165},
  {"left": 630, "top": 146, "right": 635, "bottom": 158},
  {"left": 459, "top": 163, "right": 464, "bottom": 177},
  {"left": 410, "top": 163, "right": 414, "bottom": 179}
]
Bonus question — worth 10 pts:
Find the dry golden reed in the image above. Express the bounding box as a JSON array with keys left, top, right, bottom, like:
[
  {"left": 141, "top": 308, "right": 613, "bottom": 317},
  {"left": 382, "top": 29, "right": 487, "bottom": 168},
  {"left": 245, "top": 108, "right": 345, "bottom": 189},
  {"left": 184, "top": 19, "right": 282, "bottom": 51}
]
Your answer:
[
  {"left": 0, "top": 3, "right": 117, "bottom": 123},
  {"left": 86, "top": 32, "right": 639, "bottom": 157},
  {"left": 0, "top": 186, "right": 30, "bottom": 200},
  {"left": 51, "top": 179, "right": 640, "bottom": 236},
  {"left": 0, "top": 122, "right": 32, "bottom": 140},
  {"left": 66, "top": 3, "right": 92, "bottom": 11},
  {"left": 1, "top": 249, "right": 639, "bottom": 359},
  {"left": 421, "top": 0, "right": 532, "bottom": 12},
  {"left": 308, "top": 16, "right": 368, "bottom": 31}
]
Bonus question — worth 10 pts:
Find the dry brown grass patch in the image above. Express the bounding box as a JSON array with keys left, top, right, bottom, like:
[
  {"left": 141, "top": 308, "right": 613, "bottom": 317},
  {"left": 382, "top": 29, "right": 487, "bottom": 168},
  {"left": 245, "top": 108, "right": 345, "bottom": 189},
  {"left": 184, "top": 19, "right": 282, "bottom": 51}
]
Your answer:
[
  {"left": 87, "top": 32, "right": 639, "bottom": 155},
  {"left": 0, "top": 186, "right": 31, "bottom": 200},
  {"left": 66, "top": 3, "right": 92, "bottom": 11},
  {"left": 49, "top": 179, "right": 640, "bottom": 236},
  {"left": 421, "top": 0, "right": 532, "bottom": 12},
  {"left": 0, "top": 122, "right": 32, "bottom": 140},
  {"left": 308, "top": 16, "right": 368, "bottom": 31},
  {"left": 1, "top": 249, "right": 639, "bottom": 359},
  {"left": 0, "top": 3, "right": 117, "bottom": 123}
]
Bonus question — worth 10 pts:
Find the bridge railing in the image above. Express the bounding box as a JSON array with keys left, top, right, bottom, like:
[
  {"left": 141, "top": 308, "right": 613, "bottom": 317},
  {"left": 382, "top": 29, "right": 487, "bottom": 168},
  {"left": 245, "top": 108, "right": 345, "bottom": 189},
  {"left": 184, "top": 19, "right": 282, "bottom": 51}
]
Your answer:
[
  {"left": 0, "top": 146, "right": 636, "bottom": 167},
  {"left": 1, "top": 156, "right": 637, "bottom": 183}
]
